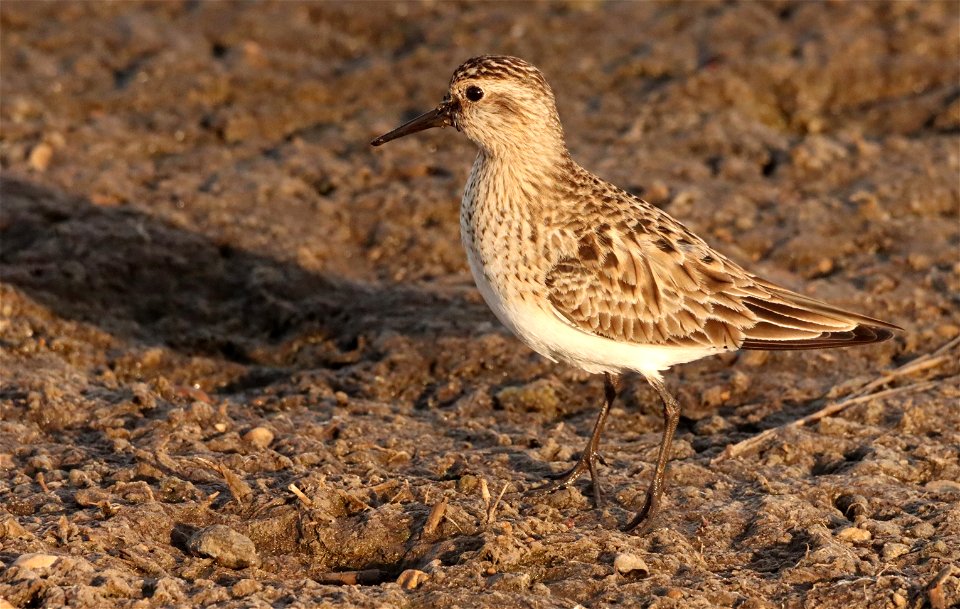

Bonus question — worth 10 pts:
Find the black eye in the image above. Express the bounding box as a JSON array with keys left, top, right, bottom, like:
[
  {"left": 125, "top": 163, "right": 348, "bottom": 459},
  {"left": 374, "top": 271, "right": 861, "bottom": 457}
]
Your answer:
[{"left": 465, "top": 85, "right": 484, "bottom": 102}]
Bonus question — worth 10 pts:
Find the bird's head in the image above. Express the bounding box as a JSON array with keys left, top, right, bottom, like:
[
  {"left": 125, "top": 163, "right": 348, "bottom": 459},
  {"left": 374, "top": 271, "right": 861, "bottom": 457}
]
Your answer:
[{"left": 372, "top": 55, "right": 565, "bottom": 159}]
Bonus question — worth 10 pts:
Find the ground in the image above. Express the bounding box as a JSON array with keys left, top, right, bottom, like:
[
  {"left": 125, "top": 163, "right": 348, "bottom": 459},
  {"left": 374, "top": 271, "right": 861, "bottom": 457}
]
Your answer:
[{"left": 1, "top": 2, "right": 959, "bottom": 608}]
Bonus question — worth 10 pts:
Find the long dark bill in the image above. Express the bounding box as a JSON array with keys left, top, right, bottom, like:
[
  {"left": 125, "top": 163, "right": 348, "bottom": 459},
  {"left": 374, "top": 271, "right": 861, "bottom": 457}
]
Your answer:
[{"left": 370, "top": 102, "right": 454, "bottom": 146}]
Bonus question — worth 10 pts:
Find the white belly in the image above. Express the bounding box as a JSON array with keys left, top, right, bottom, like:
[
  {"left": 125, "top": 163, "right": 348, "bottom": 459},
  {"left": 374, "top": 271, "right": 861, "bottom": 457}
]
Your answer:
[{"left": 461, "top": 234, "right": 716, "bottom": 380}]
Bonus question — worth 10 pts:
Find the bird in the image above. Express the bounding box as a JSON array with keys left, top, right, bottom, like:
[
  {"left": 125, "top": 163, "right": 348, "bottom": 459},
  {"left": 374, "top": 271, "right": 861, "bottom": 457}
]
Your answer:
[{"left": 370, "top": 55, "right": 900, "bottom": 532}]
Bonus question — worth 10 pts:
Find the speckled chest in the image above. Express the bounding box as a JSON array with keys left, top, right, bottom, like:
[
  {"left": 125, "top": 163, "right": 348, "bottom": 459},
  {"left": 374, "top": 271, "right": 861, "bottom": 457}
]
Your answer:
[{"left": 459, "top": 154, "right": 553, "bottom": 309}]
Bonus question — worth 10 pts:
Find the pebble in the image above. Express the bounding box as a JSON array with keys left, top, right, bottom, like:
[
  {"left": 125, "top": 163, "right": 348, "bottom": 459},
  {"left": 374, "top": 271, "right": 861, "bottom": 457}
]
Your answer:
[
  {"left": 836, "top": 526, "right": 872, "bottom": 542},
  {"left": 0, "top": 516, "right": 30, "bottom": 539},
  {"left": 243, "top": 427, "right": 274, "bottom": 449},
  {"left": 908, "top": 522, "right": 935, "bottom": 539},
  {"left": 396, "top": 569, "right": 430, "bottom": 590},
  {"left": 613, "top": 553, "right": 649, "bottom": 577},
  {"left": 28, "top": 142, "right": 53, "bottom": 172},
  {"left": 187, "top": 525, "right": 259, "bottom": 569},
  {"left": 13, "top": 552, "right": 60, "bottom": 570},
  {"left": 231, "top": 578, "right": 262, "bottom": 598},
  {"left": 882, "top": 542, "right": 910, "bottom": 561},
  {"left": 891, "top": 591, "right": 908, "bottom": 608}
]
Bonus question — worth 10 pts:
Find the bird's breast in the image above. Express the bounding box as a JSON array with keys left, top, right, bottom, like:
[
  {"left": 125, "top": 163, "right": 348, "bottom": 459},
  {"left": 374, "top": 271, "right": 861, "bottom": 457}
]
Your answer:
[{"left": 459, "top": 159, "right": 552, "bottom": 337}]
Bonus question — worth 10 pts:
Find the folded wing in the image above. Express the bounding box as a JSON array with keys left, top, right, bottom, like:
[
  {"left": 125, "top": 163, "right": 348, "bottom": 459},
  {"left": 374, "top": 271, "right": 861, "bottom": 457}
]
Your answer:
[{"left": 544, "top": 218, "right": 899, "bottom": 351}]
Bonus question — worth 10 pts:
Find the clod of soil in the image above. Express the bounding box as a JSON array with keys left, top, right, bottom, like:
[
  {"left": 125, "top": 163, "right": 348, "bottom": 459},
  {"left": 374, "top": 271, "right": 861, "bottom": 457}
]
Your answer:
[{"left": 187, "top": 525, "right": 260, "bottom": 570}]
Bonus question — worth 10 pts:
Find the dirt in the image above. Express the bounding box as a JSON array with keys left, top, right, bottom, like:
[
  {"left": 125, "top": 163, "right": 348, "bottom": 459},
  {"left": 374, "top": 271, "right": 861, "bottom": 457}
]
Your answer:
[{"left": 1, "top": 1, "right": 959, "bottom": 608}]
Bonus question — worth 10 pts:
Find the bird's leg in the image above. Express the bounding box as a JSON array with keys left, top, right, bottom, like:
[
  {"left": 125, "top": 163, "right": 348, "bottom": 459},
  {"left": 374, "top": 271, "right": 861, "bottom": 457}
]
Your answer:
[
  {"left": 623, "top": 377, "right": 680, "bottom": 533},
  {"left": 531, "top": 373, "right": 622, "bottom": 507}
]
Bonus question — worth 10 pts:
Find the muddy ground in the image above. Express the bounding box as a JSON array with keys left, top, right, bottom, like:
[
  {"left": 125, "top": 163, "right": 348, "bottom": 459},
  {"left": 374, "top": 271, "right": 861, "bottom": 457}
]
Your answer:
[{"left": 1, "top": 1, "right": 959, "bottom": 608}]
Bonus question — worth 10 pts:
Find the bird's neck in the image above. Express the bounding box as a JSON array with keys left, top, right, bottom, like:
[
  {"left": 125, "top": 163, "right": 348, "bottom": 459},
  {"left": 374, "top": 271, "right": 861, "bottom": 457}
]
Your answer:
[{"left": 472, "top": 143, "right": 572, "bottom": 196}]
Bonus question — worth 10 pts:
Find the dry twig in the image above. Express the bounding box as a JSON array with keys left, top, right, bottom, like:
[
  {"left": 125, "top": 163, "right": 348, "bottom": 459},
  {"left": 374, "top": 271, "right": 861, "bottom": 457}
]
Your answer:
[
  {"left": 288, "top": 483, "right": 313, "bottom": 507},
  {"left": 486, "top": 482, "right": 510, "bottom": 524},
  {"left": 315, "top": 569, "right": 388, "bottom": 586},
  {"left": 715, "top": 336, "right": 959, "bottom": 462},
  {"left": 422, "top": 497, "right": 448, "bottom": 538}
]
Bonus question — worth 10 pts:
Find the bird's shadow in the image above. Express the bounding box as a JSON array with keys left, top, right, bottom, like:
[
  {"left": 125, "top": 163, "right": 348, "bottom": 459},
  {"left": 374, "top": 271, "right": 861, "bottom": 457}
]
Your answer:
[{"left": 0, "top": 175, "right": 494, "bottom": 385}]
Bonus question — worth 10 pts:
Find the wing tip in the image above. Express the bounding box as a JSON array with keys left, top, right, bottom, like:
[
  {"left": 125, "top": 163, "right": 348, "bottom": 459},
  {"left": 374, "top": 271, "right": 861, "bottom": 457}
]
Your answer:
[
  {"left": 855, "top": 323, "right": 898, "bottom": 343},
  {"left": 741, "top": 322, "right": 900, "bottom": 351}
]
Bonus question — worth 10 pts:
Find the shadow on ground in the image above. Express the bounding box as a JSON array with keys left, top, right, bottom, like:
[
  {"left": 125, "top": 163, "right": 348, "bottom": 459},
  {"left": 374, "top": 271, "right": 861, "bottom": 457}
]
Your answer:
[{"left": 1, "top": 176, "right": 494, "bottom": 371}]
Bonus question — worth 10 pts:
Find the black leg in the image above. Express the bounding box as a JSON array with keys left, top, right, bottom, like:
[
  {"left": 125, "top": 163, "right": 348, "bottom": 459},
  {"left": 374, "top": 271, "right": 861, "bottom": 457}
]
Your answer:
[
  {"left": 529, "top": 373, "right": 622, "bottom": 506},
  {"left": 623, "top": 376, "right": 680, "bottom": 533}
]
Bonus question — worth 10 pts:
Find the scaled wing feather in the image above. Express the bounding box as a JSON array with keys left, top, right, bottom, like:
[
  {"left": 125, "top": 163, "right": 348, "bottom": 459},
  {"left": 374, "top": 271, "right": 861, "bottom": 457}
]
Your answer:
[{"left": 544, "top": 193, "right": 899, "bottom": 351}]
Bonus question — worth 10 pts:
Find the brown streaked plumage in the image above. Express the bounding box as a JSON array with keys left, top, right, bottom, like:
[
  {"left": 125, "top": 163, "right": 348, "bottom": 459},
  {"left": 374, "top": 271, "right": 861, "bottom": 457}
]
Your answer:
[{"left": 371, "top": 55, "right": 901, "bottom": 533}]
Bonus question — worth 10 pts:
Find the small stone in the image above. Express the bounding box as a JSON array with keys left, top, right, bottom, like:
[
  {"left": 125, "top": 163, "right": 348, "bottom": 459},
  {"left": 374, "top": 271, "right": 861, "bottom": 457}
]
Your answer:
[
  {"left": 187, "top": 525, "right": 259, "bottom": 569},
  {"left": 908, "top": 522, "right": 935, "bottom": 539},
  {"left": 0, "top": 516, "right": 30, "bottom": 539},
  {"left": 28, "top": 142, "right": 53, "bottom": 171},
  {"left": 13, "top": 552, "right": 60, "bottom": 570},
  {"left": 243, "top": 427, "right": 274, "bottom": 449},
  {"left": 396, "top": 569, "right": 430, "bottom": 590},
  {"left": 230, "top": 578, "right": 262, "bottom": 598},
  {"left": 836, "top": 526, "right": 871, "bottom": 542},
  {"left": 665, "top": 588, "right": 683, "bottom": 599},
  {"left": 613, "top": 553, "right": 649, "bottom": 576},
  {"left": 882, "top": 542, "right": 910, "bottom": 561}
]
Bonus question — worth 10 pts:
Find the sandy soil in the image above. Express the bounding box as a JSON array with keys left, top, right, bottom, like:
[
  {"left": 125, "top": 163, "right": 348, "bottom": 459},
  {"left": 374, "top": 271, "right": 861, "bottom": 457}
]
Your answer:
[{"left": 1, "top": 1, "right": 959, "bottom": 607}]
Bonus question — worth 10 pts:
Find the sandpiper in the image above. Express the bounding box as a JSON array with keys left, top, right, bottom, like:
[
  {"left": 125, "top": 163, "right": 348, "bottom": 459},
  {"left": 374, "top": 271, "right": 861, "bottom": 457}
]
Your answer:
[{"left": 371, "top": 55, "right": 900, "bottom": 532}]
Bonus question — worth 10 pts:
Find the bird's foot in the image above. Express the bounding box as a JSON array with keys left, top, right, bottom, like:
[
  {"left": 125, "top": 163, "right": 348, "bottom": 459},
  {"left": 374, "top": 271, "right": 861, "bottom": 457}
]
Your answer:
[
  {"left": 527, "top": 451, "right": 606, "bottom": 507},
  {"left": 621, "top": 488, "right": 661, "bottom": 534}
]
